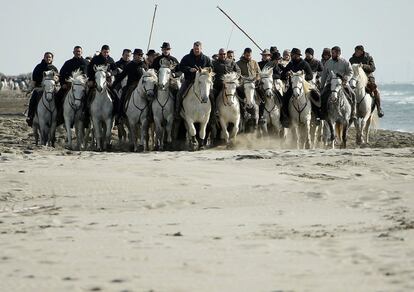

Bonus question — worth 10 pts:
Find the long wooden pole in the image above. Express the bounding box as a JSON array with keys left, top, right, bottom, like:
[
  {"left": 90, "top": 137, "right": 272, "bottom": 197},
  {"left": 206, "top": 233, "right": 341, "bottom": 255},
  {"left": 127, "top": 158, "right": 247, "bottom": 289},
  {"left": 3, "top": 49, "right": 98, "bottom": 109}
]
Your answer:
[
  {"left": 147, "top": 4, "right": 158, "bottom": 52},
  {"left": 216, "top": 6, "right": 263, "bottom": 52}
]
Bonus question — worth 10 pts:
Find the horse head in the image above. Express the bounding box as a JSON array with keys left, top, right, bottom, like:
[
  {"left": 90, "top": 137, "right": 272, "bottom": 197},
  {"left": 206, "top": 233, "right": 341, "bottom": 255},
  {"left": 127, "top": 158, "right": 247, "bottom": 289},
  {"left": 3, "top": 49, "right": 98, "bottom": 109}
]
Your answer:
[
  {"left": 67, "top": 69, "right": 87, "bottom": 108},
  {"left": 141, "top": 69, "right": 158, "bottom": 100},
  {"left": 94, "top": 65, "right": 109, "bottom": 92},
  {"left": 158, "top": 61, "right": 173, "bottom": 91},
  {"left": 330, "top": 71, "right": 343, "bottom": 100},
  {"left": 196, "top": 68, "right": 215, "bottom": 103},
  {"left": 259, "top": 66, "right": 275, "bottom": 99},
  {"left": 290, "top": 70, "right": 305, "bottom": 98},
  {"left": 350, "top": 64, "right": 367, "bottom": 89},
  {"left": 42, "top": 70, "right": 59, "bottom": 102},
  {"left": 222, "top": 72, "right": 239, "bottom": 105},
  {"left": 241, "top": 76, "right": 257, "bottom": 108}
]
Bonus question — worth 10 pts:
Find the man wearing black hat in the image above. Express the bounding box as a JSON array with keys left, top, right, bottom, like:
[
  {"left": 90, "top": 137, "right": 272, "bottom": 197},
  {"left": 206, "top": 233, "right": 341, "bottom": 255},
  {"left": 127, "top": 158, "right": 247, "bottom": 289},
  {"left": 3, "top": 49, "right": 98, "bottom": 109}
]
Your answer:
[
  {"left": 112, "top": 49, "right": 148, "bottom": 118},
  {"left": 146, "top": 49, "right": 157, "bottom": 68},
  {"left": 152, "top": 42, "right": 180, "bottom": 73},
  {"left": 349, "top": 45, "right": 384, "bottom": 117},
  {"left": 175, "top": 41, "right": 212, "bottom": 119},
  {"left": 280, "top": 48, "right": 313, "bottom": 127},
  {"left": 26, "top": 52, "right": 59, "bottom": 127}
]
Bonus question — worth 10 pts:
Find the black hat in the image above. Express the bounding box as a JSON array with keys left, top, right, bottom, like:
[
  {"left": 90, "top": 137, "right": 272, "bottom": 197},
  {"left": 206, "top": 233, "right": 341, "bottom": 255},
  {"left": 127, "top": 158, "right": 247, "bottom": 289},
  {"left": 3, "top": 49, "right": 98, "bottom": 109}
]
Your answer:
[
  {"left": 146, "top": 49, "right": 156, "bottom": 56},
  {"left": 305, "top": 48, "right": 314, "bottom": 56},
  {"left": 161, "top": 42, "right": 171, "bottom": 49},
  {"left": 133, "top": 48, "right": 143, "bottom": 55},
  {"left": 270, "top": 46, "right": 279, "bottom": 54},
  {"left": 291, "top": 48, "right": 302, "bottom": 56},
  {"left": 271, "top": 51, "right": 282, "bottom": 61},
  {"left": 355, "top": 45, "right": 364, "bottom": 52}
]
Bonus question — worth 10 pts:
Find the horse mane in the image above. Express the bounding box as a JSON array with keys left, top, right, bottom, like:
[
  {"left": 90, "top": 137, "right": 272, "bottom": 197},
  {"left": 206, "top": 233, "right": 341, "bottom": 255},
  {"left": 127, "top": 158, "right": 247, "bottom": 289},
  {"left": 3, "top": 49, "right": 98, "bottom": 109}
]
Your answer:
[
  {"left": 352, "top": 64, "right": 368, "bottom": 86},
  {"left": 143, "top": 69, "right": 158, "bottom": 81},
  {"left": 303, "top": 81, "right": 310, "bottom": 95},
  {"left": 222, "top": 72, "right": 239, "bottom": 86},
  {"left": 68, "top": 69, "right": 87, "bottom": 84},
  {"left": 260, "top": 66, "right": 273, "bottom": 78},
  {"left": 95, "top": 64, "right": 108, "bottom": 72}
]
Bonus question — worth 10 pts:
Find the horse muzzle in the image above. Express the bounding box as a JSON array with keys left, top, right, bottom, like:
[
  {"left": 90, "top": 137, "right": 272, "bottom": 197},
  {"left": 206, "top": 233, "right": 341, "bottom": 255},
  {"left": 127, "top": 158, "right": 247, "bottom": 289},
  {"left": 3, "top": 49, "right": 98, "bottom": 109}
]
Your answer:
[{"left": 201, "top": 96, "right": 209, "bottom": 103}]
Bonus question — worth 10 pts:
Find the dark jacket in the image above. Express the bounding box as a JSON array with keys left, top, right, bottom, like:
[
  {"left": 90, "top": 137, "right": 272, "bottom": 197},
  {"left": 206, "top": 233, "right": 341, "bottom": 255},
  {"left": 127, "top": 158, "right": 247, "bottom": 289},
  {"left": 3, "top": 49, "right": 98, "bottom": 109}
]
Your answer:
[
  {"left": 32, "top": 60, "right": 58, "bottom": 87},
  {"left": 113, "top": 60, "right": 148, "bottom": 88},
  {"left": 59, "top": 57, "right": 88, "bottom": 85},
  {"left": 258, "top": 60, "right": 271, "bottom": 70},
  {"left": 305, "top": 57, "right": 324, "bottom": 74},
  {"left": 179, "top": 50, "right": 212, "bottom": 81},
  {"left": 349, "top": 52, "right": 376, "bottom": 76},
  {"left": 281, "top": 58, "right": 313, "bottom": 81},
  {"left": 87, "top": 53, "right": 116, "bottom": 81},
  {"left": 115, "top": 58, "right": 130, "bottom": 71},
  {"left": 151, "top": 54, "right": 180, "bottom": 72},
  {"left": 212, "top": 58, "right": 241, "bottom": 86}
]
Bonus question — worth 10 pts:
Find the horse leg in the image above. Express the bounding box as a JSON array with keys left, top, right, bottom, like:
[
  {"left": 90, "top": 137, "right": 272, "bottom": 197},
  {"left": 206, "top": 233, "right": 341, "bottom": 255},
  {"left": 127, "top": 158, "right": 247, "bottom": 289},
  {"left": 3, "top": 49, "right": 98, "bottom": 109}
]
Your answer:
[
  {"left": 219, "top": 117, "right": 229, "bottom": 145},
  {"left": 355, "top": 118, "right": 361, "bottom": 145},
  {"left": 305, "top": 119, "right": 311, "bottom": 149},
  {"left": 104, "top": 118, "right": 112, "bottom": 151},
  {"left": 154, "top": 118, "right": 163, "bottom": 151},
  {"left": 165, "top": 118, "right": 174, "bottom": 150},
  {"left": 185, "top": 119, "right": 198, "bottom": 151},
  {"left": 230, "top": 118, "right": 240, "bottom": 148},
  {"left": 365, "top": 115, "right": 372, "bottom": 144},
  {"left": 327, "top": 120, "right": 335, "bottom": 149},
  {"left": 65, "top": 119, "right": 72, "bottom": 150},
  {"left": 33, "top": 125, "right": 39, "bottom": 146},
  {"left": 92, "top": 118, "right": 102, "bottom": 151},
  {"left": 342, "top": 123, "right": 348, "bottom": 149},
  {"left": 199, "top": 120, "right": 209, "bottom": 150},
  {"left": 141, "top": 118, "right": 149, "bottom": 152}
]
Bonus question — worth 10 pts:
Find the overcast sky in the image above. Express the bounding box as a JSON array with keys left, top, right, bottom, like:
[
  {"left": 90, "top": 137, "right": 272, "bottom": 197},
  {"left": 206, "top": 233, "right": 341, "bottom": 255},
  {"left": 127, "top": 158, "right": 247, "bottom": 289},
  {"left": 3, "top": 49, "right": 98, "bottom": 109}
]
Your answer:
[{"left": 1, "top": 0, "right": 413, "bottom": 83}]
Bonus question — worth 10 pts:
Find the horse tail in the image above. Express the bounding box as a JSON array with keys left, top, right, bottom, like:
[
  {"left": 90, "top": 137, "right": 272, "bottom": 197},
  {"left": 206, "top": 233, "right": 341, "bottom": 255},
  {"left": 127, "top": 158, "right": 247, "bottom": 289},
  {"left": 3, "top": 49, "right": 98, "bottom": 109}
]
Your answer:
[{"left": 370, "top": 110, "right": 379, "bottom": 134}]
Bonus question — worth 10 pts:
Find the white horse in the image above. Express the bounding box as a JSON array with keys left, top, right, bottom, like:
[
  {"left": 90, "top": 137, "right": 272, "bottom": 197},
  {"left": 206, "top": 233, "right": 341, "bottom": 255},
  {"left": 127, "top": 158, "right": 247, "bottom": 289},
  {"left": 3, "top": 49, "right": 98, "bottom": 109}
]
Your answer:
[
  {"left": 153, "top": 59, "right": 176, "bottom": 151},
  {"left": 216, "top": 72, "right": 240, "bottom": 147},
  {"left": 326, "top": 71, "right": 352, "bottom": 149},
  {"left": 181, "top": 68, "right": 214, "bottom": 151},
  {"left": 259, "top": 67, "right": 283, "bottom": 137},
  {"left": 90, "top": 65, "right": 113, "bottom": 151},
  {"left": 289, "top": 71, "right": 312, "bottom": 149},
  {"left": 32, "top": 71, "right": 59, "bottom": 146},
  {"left": 240, "top": 76, "right": 259, "bottom": 134},
  {"left": 350, "top": 64, "right": 375, "bottom": 145},
  {"left": 125, "top": 69, "right": 157, "bottom": 152},
  {"left": 63, "top": 69, "right": 88, "bottom": 150}
]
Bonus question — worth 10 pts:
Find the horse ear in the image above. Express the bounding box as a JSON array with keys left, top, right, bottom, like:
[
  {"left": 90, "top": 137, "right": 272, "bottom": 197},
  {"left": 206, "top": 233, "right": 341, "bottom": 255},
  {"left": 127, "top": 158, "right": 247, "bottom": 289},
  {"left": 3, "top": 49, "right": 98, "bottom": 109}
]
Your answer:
[
  {"left": 93, "top": 65, "right": 97, "bottom": 72},
  {"left": 43, "top": 72, "right": 47, "bottom": 77}
]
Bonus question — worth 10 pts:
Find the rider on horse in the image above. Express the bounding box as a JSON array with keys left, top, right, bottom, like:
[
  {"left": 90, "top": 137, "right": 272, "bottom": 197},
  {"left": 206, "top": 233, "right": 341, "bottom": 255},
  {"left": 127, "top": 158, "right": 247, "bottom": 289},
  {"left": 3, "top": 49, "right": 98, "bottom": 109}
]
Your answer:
[
  {"left": 85, "top": 45, "right": 119, "bottom": 124},
  {"left": 175, "top": 41, "right": 213, "bottom": 119},
  {"left": 280, "top": 48, "right": 313, "bottom": 127},
  {"left": 320, "top": 46, "right": 355, "bottom": 121},
  {"left": 54, "top": 46, "right": 89, "bottom": 125},
  {"left": 26, "top": 52, "right": 59, "bottom": 127},
  {"left": 112, "top": 48, "right": 148, "bottom": 119},
  {"left": 349, "top": 45, "right": 384, "bottom": 117}
]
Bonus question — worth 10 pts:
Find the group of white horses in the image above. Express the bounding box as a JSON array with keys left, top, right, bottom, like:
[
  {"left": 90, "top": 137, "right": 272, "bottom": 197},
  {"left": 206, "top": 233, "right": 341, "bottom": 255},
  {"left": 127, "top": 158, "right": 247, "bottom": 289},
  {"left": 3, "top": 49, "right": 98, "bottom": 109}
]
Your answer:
[
  {"left": 31, "top": 62, "right": 377, "bottom": 151},
  {"left": 0, "top": 78, "right": 30, "bottom": 92}
]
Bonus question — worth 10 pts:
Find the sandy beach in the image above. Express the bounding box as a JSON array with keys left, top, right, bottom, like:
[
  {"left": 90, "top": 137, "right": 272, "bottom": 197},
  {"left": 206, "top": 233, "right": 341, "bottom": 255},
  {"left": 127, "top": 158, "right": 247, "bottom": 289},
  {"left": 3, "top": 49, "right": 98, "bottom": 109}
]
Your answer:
[{"left": 1, "top": 91, "right": 414, "bottom": 292}]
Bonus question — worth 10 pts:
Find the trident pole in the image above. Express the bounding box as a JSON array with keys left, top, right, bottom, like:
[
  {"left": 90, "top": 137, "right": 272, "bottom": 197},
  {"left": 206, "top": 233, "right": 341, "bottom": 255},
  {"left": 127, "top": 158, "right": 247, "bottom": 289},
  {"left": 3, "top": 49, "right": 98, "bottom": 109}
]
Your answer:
[
  {"left": 147, "top": 4, "right": 158, "bottom": 52},
  {"left": 216, "top": 6, "right": 263, "bottom": 52}
]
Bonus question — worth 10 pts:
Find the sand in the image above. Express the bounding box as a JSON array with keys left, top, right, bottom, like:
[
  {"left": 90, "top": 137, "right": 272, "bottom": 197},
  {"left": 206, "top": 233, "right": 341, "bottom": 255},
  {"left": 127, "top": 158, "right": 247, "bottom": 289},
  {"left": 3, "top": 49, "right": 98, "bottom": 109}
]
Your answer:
[{"left": 1, "top": 91, "right": 414, "bottom": 292}]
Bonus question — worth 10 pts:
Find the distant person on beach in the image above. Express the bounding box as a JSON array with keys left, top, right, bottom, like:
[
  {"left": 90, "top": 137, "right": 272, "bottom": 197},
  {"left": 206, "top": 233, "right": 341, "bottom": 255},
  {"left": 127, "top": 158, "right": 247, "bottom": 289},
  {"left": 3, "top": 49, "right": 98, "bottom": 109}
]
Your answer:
[
  {"left": 349, "top": 45, "right": 384, "bottom": 117},
  {"left": 26, "top": 52, "right": 58, "bottom": 127}
]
